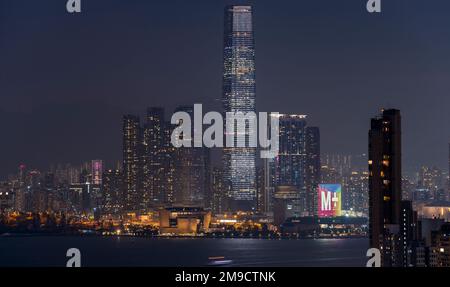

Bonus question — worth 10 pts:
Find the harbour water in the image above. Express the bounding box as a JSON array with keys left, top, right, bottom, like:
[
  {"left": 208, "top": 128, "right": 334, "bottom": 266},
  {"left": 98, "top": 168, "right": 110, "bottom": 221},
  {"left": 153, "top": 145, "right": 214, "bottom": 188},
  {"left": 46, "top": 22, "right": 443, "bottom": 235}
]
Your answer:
[{"left": 0, "top": 236, "right": 368, "bottom": 267}]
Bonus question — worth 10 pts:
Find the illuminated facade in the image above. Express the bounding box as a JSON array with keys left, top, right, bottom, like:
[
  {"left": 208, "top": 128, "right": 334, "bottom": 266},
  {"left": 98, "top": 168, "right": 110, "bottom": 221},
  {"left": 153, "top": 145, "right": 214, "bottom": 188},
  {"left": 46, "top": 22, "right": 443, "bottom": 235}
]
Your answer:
[
  {"left": 143, "top": 107, "right": 166, "bottom": 205},
  {"left": 343, "top": 171, "right": 369, "bottom": 215},
  {"left": 317, "top": 184, "right": 342, "bottom": 217},
  {"left": 305, "top": 127, "right": 321, "bottom": 216},
  {"left": 417, "top": 166, "right": 446, "bottom": 201},
  {"left": 159, "top": 207, "right": 212, "bottom": 235},
  {"left": 275, "top": 115, "right": 307, "bottom": 187},
  {"left": 274, "top": 114, "right": 307, "bottom": 213},
  {"left": 123, "top": 115, "right": 143, "bottom": 211},
  {"left": 211, "top": 167, "right": 227, "bottom": 214},
  {"left": 172, "top": 106, "right": 210, "bottom": 207},
  {"left": 102, "top": 169, "right": 123, "bottom": 214},
  {"left": 161, "top": 121, "right": 176, "bottom": 205},
  {"left": 222, "top": 5, "right": 257, "bottom": 211},
  {"left": 91, "top": 160, "right": 103, "bottom": 185},
  {"left": 0, "top": 181, "right": 13, "bottom": 212},
  {"left": 14, "top": 164, "right": 27, "bottom": 212},
  {"left": 262, "top": 157, "right": 276, "bottom": 213}
]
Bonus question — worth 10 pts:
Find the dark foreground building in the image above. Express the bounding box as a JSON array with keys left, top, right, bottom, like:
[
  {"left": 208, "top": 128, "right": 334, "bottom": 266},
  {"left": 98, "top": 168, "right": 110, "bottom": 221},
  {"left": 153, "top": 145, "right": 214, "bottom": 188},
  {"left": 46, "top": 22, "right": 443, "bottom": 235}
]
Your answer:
[{"left": 368, "top": 109, "right": 402, "bottom": 266}]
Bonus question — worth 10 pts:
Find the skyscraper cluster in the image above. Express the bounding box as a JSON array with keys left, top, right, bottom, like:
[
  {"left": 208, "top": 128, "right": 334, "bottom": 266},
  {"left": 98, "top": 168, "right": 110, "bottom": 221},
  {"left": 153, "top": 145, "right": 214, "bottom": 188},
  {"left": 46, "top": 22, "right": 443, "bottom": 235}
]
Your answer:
[
  {"left": 0, "top": 161, "right": 105, "bottom": 216},
  {"left": 0, "top": 5, "right": 325, "bottom": 220},
  {"left": 122, "top": 107, "right": 210, "bottom": 213}
]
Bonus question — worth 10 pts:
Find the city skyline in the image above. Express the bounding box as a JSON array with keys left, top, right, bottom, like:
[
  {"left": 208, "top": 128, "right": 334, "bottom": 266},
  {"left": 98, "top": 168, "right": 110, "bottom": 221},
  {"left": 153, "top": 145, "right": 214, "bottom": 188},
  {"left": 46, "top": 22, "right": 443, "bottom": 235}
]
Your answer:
[
  {"left": 3, "top": 0, "right": 450, "bottom": 270},
  {"left": 0, "top": 2, "right": 449, "bottom": 226},
  {"left": 2, "top": 0, "right": 450, "bottom": 178}
]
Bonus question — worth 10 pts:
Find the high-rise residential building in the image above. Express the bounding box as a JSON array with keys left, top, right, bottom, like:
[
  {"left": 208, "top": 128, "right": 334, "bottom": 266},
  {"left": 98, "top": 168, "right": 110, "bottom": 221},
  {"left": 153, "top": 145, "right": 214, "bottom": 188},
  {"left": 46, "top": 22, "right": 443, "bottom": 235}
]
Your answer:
[
  {"left": 436, "top": 223, "right": 450, "bottom": 267},
  {"left": 321, "top": 153, "right": 369, "bottom": 215},
  {"left": 68, "top": 183, "right": 83, "bottom": 213},
  {"left": 27, "top": 170, "right": 41, "bottom": 212},
  {"left": 122, "top": 115, "right": 143, "bottom": 211},
  {"left": 417, "top": 166, "right": 445, "bottom": 201},
  {"left": 42, "top": 172, "right": 57, "bottom": 212},
  {"left": 211, "top": 167, "right": 227, "bottom": 215},
  {"left": 402, "top": 177, "right": 415, "bottom": 201},
  {"left": 14, "top": 164, "right": 27, "bottom": 212},
  {"left": 400, "top": 200, "right": 423, "bottom": 267},
  {"left": 305, "top": 127, "right": 321, "bottom": 216},
  {"left": 276, "top": 115, "right": 307, "bottom": 186},
  {"left": 262, "top": 157, "right": 276, "bottom": 213},
  {"left": 0, "top": 181, "right": 13, "bottom": 212},
  {"left": 344, "top": 170, "right": 369, "bottom": 215},
  {"left": 274, "top": 114, "right": 307, "bottom": 214},
  {"left": 255, "top": 166, "right": 265, "bottom": 213},
  {"left": 172, "top": 106, "right": 210, "bottom": 207},
  {"left": 321, "top": 164, "right": 341, "bottom": 185},
  {"left": 322, "top": 154, "right": 353, "bottom": 176},
  {"left": 91, "top": 160, "right": 103, "bottom": 185},
  {"left": 222, "top": 5, "right": 257, "bottom": 211},
  {"left": 102, "top": 169, "right": 123, "bottom": 215},
  {"left": 161, "top": 121, "right": 176, "bottom": 205},
  {"left": 75, "top": 168, "right": 93, "bottom": 213},
  {"left": 143, "top": 107, "right": 166, "bottom": 206},
  {"left": 368, "top": 109, "right": 402, "bottom": 267}
]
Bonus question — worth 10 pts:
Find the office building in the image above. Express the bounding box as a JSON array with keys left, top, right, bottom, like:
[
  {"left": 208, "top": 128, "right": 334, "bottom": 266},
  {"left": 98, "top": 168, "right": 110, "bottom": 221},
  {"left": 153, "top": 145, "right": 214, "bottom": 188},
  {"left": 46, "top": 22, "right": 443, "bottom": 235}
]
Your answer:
[{"left": 222, "top": 5, "right": 257, "bottom": 211}]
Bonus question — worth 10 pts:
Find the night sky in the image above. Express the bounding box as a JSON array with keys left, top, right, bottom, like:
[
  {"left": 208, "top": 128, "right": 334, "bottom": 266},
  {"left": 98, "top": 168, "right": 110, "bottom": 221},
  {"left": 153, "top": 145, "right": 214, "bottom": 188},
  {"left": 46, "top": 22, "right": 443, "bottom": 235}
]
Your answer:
[{"left": 1, "top": 0, "right": 450, "bottom": 177}]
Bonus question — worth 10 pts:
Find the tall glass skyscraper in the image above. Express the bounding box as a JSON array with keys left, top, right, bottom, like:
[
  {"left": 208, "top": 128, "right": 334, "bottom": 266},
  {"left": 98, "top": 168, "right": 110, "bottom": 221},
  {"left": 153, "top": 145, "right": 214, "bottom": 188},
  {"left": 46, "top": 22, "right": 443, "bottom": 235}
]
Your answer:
[{"left": 222, "top": 5, "right": 256, "bottom": 211}]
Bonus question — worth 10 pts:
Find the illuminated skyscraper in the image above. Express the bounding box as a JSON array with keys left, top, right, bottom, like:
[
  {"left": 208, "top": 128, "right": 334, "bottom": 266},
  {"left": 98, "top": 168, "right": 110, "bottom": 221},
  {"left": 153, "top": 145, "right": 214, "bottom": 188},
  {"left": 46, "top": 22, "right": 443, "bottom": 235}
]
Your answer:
[
  {"left": 274, "top": 114, "right": 307, "bottom": 214},
  {"left": 172, "top": 106, "right": 210, "bottom": 207},
  {"left": 222, "top": 5, "right": 256, "bottom": 211},
  {"left": 211, "top": 167, "right": 226, "bottom": 214},
  {"left": 262, "top": 157, "right": 276, "bottom": 213},
  {"left": 305, "top": 127, "right": 321, "bottom": 216},
  {"left": 161, "top": 121, "right": 176, "bottom": 205},
  {"left": 143, "top": 107, "right": 165, "bottom": 205},
  {"left": 122, "top": 115, "right": 143, "bottom": 211},
  {"left": 369, "top": 109, "right": 402, "bottom": 267},
  {"left": 14, "top": 164, "right": 27, "bottom": 212},
  {"left": 102, "top": 169, "right": 123, "bottom": 214}
]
